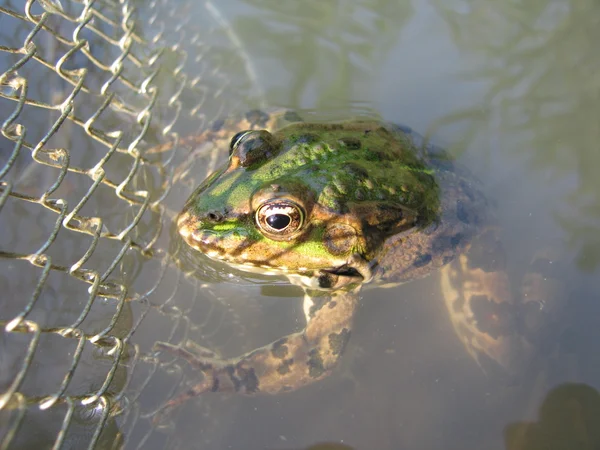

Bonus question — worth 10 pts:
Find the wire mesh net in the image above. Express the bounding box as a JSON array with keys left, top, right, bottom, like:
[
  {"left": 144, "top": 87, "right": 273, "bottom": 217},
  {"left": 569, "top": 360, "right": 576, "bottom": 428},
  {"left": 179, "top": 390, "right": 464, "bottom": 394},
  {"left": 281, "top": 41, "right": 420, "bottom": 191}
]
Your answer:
[{"left": 0, "top": 1, "right": 262, "bottom": 448}]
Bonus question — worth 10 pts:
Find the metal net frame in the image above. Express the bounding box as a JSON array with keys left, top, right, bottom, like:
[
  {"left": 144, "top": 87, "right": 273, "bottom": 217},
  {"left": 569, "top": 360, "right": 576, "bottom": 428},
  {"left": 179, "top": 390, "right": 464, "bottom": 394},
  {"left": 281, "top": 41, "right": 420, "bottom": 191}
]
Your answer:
[{"left": 0, "top": 1, "right": 254, "bottom": 448}]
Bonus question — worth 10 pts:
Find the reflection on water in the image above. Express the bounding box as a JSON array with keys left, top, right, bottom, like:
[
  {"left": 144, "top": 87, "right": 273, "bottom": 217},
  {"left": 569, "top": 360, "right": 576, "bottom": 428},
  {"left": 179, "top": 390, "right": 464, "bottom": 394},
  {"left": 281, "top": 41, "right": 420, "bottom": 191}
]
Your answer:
[
  {"left": 155, "top": 1, "right": 600, "bottom": 449},
  {"left": 3, "top": 0, "right": 596, "bottom": 448},
  {"left": 230, "top": 0, "right": 413, "bottom": 109},
  {"left": 432, "top": 0, "right": 600, "bottom": 271}
]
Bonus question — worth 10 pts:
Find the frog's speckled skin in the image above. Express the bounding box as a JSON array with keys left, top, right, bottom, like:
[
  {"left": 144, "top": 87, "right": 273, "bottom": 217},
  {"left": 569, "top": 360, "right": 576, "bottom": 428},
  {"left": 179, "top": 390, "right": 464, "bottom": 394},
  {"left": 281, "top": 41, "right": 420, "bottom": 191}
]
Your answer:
[{"left": 155, "top": 110, "right": 551, "bottom": 416}]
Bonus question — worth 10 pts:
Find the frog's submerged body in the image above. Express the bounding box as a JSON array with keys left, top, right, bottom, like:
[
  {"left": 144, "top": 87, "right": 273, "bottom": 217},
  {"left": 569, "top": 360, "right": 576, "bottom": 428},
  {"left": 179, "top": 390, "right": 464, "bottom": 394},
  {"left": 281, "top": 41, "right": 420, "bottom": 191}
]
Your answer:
[{"left": 157, "top": 110, "right": 555, "bottom": 412}]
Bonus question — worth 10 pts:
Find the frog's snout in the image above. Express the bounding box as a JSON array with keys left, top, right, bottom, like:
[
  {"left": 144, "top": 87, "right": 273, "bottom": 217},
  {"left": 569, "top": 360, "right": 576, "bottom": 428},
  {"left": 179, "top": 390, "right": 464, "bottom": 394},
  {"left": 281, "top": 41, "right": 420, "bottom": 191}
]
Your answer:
[
  {"left": 177, "top": 210, "right": 225, "bottom": 230},
  {"left": 176, "top": 210, "right": 190, "bottom": 229}
]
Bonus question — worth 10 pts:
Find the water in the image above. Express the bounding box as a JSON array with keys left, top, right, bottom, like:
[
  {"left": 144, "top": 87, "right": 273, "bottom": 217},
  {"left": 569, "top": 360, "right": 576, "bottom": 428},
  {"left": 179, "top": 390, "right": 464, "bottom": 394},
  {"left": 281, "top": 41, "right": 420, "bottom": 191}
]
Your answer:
[
  {"left": 2, "top": 1, "right": 599, "bottom": 449},
  {"left": 156, "top": 1, "right": 600, "bottom": 449}
]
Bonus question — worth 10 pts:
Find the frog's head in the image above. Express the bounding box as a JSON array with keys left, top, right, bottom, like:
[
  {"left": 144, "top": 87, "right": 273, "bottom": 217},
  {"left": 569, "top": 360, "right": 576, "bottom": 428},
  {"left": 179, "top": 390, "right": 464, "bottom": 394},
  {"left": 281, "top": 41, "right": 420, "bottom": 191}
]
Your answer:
[{"left": 177, "top": 121, "right": 440, "bottom": 289}]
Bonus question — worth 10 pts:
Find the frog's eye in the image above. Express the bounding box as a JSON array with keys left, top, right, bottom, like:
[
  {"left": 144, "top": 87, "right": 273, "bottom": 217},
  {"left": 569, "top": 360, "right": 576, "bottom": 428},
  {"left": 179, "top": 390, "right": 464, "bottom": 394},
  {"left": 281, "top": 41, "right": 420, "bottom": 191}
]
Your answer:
[
  {"left": 228, "top": 130, "right": 278, "bottom": 168},
  {"left": 255, "top": 201, "right": 305, "bottom": 239},
  {"left": 229, "top": 131, "right": 252, "bottom": 156}
]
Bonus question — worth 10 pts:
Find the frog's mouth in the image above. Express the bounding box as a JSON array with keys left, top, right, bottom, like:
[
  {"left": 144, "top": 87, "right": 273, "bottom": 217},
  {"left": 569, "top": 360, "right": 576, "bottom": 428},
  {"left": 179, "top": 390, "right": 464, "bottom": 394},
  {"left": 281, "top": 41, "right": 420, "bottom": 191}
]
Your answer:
[
  {"left": 177, "top": 215, "right": 242, "bottom": 262},
  {"left": 182, "top": 224, "right": 370, "bottom": 288},
  {"left": 178, "top": 211, "right": 290, "bottom": 270}
]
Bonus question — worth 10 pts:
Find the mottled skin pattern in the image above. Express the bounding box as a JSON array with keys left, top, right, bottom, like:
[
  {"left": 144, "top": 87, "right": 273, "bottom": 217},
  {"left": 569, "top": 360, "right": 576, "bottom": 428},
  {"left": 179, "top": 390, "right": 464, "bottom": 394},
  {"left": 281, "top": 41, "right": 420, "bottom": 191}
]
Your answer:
[
  {"left": 155, "top": 288, "right": 358, "bottom": 397},
  {"left": 154, "top": 110, "right": 555, "bottom": 417}
]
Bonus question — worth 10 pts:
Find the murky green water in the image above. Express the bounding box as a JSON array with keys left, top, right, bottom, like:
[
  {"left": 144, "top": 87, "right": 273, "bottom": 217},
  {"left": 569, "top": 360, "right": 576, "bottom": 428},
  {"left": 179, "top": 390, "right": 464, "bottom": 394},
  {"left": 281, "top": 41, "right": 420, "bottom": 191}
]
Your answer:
[
  {"left": 2, "top": 1, "right": 599, "bottom": 449},
  {"left": 158, "top": 1, "right": 600, "bottom": 449}
]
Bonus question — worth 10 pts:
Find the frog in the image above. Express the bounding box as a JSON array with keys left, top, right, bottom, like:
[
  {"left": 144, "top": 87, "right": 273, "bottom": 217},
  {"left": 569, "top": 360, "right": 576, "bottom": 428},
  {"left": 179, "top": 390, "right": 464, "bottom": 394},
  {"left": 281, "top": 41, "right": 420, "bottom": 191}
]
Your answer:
[{"left": 155, "top": 109, "right": 561, "bottom": 414}]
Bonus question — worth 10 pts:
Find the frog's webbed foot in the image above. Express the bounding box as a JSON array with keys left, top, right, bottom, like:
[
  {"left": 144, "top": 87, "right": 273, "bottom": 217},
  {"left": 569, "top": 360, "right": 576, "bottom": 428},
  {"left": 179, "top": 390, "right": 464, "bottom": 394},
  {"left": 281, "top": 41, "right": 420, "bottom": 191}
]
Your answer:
[{"left": 153, "top": 288, "right": 359, "bottom": 414}]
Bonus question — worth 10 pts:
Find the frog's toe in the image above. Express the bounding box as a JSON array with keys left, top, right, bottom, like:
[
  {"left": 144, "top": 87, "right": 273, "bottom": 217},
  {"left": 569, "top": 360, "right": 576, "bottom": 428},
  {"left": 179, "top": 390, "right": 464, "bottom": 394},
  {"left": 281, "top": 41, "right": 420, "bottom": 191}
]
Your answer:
[
  {"left": 153, "top": 341, "right": 219, "bottom": 368},
  {"left": 155, "top": 289, "right": 358, "bottom": 411},
  {"left": 182, "top": 340, "right": 222, "bottom": 359}
]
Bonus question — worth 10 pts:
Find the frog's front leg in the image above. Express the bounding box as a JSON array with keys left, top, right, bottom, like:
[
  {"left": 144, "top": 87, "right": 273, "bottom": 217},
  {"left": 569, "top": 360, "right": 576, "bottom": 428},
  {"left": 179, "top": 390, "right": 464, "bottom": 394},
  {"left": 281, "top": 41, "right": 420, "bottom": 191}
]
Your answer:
[{"left": 154, "top": 288, "right": 359, "bottom": 412}]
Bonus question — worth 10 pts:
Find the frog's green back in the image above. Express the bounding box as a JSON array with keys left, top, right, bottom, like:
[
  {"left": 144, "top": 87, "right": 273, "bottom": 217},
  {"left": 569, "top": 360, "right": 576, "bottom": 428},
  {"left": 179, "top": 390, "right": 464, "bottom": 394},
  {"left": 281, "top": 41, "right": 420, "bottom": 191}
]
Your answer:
[
  {"left": 375, "top": 130, "right": 490, "bottom": 284},
  {"left": 178, "top": 110, "right": 490, "bottom": 287}
]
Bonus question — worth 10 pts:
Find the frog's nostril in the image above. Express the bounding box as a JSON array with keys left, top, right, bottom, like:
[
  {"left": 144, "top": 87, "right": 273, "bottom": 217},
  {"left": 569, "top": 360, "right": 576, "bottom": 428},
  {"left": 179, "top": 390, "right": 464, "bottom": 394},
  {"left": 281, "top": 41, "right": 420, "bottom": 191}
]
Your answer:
[{"left": 206, "top": 211, "right": 223, "bottom": 223}]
